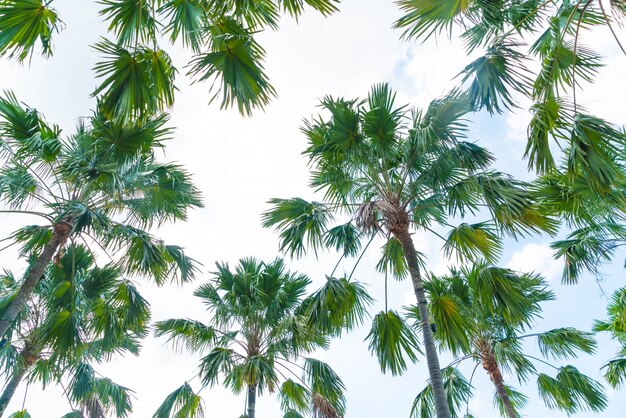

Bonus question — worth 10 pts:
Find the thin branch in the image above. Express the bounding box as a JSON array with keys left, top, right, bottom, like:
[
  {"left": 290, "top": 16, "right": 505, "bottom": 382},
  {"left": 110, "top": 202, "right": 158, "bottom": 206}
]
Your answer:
[
  {"left": 572, "top": 0, "right": 595, "bottom": 112},
  {"left": 466, "top": 362, "right": 482, "bottom": 416},
  {"left": 0, "top": 209, "right": 52, "bottom": 220},
  {"left": 348, "top": 233, "right": 377, "bottom": 281},
  {"left": 523, "top": 353, "right": 560, "bottom": 370},
  {"left": 598, "top": 0, "right": 626, "bottom": 56}
]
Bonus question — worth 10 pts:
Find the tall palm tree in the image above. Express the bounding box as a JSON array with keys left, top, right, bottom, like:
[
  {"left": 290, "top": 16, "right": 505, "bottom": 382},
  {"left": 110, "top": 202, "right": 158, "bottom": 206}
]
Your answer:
[
  {"left": 0, "top": 92, "right": 201, "bottom": 339},
  {"left": 410, "top": 263, "right": 606, "bottom": 417},
  {"left": 154, "top": 258, "right": 347, "bottom": 418},
  {"left": 0, "top": 0, "right": 340, "bottom": 118},
  {"left": 0, "top": 244, "right": 148, "bottom": 417},
  {"left": 394, "top": 0, "right": 626, "bottom": 181},
  {"left": 594, "top": 287, "right": 626, "bottom": 389},
  {"left": 262, "top": 83, "right": 556, "bottom": 418}
]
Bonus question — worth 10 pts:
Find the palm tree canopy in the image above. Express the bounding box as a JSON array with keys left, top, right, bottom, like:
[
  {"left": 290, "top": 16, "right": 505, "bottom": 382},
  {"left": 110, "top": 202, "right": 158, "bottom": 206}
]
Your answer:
[
  {"left": 0, "top": 244, "right": 149, "bottom": 417},
  {"left": 594, "top": 287, "right": 626, "bottom": 389},
  {"left": 264, "top": 83, "right": 556, "bottom": 264},
  {"left": 154, "top": 257, "right": 346, "bottom": 418},
  {"left": 0, "top": 0, "right": 341, "bottom": 118},
  {"left": 0, "top": 92, "right": 202, "bottom": 286},
  {"left": 394, "top": 0, "right": 626, "bottom": 184},
  {"left": 408, "top": 263, "right": 606, "bottom": 417}
]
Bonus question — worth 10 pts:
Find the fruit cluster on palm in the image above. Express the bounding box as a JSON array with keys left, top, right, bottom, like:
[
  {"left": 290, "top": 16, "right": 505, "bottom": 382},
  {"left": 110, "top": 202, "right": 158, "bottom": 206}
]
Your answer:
[
  {"left": 155, "top": 258, "right": 346, "bottom": 418},
  {"left": 411, "top": 262, "right": 605, "bottom": 418},
  {"left": 0, "top": 244, "right": 148, "bottom": 417},
  {"left": 263, "top": 83, "right": 559, "bottom": 418}
]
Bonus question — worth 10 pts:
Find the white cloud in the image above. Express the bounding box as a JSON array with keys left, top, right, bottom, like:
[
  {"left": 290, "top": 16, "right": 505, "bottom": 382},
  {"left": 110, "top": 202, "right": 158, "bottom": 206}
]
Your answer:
[{"left": 506, "top": 243, "right": 564, "bottom": 282}]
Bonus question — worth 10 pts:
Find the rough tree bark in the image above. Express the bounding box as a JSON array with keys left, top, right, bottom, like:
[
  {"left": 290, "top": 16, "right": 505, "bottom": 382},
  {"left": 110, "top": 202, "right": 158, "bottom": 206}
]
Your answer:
[
  {"left": 477, "top": 338, "right": 518, "bottom": 418},
  {"left": 247, "top": 384, "right": 257, "bottom": 418},
  {"left": 391, "top": 210, "right": 452, "bottom": 418},
  {"left": 0, "top": 345, "right": 39, "bottom": 417},
  {"left": 0, "top": 221, "right": 71, "bottom": 338}
]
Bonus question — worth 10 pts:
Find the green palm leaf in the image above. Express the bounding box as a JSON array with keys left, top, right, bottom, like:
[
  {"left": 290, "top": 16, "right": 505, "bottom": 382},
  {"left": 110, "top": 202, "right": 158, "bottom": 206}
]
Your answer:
[
  {"left": 92, "top": 39, "right": 176, "bottom": 122},
  {"left": 537, "top": 365, "right": 607, "bottom": 414},
  {"left": 279, "top": 379, "right": 310, "bottom": 415},
  {"left": 159, "top": 0, "right": 208, "bottom": 51},
  {"left": 188, "top": 17, "right": 276, "bottom": 115},
  {"left": 443, "top": 222, "right": 502, "bottom": 263},
  {"left": 461, "top": 38, "right": 531, "bottom": 114},
  {"left": 365, "top": 310, "right": 421, "bottom": 376},
  {"left": 395, "top": 0, "right": 471, "bottom": 40},
  {"left": 0, "top": 0, "right": 59, "bottom": 61},
  {"left": 537, "top": 328, "right": 596, "bottom": 360},
  {"left": 99, "top": 0, "right": 156, "bottom": 45},
  {"left": 153, "top": 383, "right": 204, "bottom": 418},
  {"left": 262, "top": 198, "right": 332, "bottom": 258}
]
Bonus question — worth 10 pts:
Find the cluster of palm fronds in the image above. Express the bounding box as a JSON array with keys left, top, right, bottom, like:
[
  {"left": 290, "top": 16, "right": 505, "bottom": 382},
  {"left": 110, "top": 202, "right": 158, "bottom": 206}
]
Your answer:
[
  {"left": 1, "top": 1, "right": 626, "bottom": 418},
  {"left": 0, "top": 0, "right": 339, "bottom": 116}
]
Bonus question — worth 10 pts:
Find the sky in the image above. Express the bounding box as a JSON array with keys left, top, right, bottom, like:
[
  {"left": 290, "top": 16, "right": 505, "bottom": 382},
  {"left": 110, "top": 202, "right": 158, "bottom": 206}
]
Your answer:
[{"left": 1, "top": 0, "right": 626, "bottom": 417}]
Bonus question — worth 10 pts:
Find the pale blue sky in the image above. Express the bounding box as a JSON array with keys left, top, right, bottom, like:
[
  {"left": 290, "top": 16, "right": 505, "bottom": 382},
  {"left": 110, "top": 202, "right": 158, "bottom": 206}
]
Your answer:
[{"left": 1, "top": 0, "right": 625, "bottom": 417}]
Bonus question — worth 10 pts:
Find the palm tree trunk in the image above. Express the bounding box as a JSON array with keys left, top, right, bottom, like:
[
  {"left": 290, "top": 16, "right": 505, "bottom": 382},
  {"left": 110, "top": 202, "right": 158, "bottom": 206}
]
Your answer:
[
  {"left": 0, "top": 365, "right": 27, "bottom": 417},
  {"left": 247, "top": 384, "right": 256, "bottom": 418},
  {"left": 394, "top": 227, "right": 451, "bottom": 418},
  {"left": 477, "top": 339, "right": 517, "bottom": 418},
  {"left": 0, "top": 346, "right": 38, "bottom": 417},
  {"left": 0, "top": 221, "right": 71, "bottom": 337}
]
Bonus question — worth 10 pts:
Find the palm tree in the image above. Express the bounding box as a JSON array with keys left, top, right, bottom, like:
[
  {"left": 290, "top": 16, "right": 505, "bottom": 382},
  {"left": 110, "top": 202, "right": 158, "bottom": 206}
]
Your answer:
[
  {"left": 0, "top": 92, "right": 201, "bottom": 339},
  {"left": 0, "top": 244, "right": 148, "bottom": 417},
  {"left": 410, "top": 263, "right": 606, "bottom": 417},
  {"left": 154, "top": 257, "right": 347, "bottom": 418},
  {"left": 594, "top": 286, "right": 626, "bottom": 389},
  {"left": 394, "top": 0, "right": 625, "bottom": 181},
  {"left": 262, "top": 83, "right": 556, "bottom": 418},
  {"left": 0, "top": 0, "right": 340, "bottom": 118}
]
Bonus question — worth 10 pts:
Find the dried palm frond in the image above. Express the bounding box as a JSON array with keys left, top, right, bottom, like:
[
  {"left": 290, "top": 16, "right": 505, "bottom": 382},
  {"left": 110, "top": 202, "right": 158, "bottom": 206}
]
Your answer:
[{"left": 312, "top": 393, "right": 340, "bottom": 418}]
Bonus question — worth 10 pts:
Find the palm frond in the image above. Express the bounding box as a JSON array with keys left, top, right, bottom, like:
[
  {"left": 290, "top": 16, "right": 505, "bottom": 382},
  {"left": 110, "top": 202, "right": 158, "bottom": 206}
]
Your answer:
[
  {"left": 154, "top": 318, "right": 217, "bottom": 352},
  {"left": 365, "top": 310, "right": 421, "bottom": 376},
  {"left": 461, "top": 38, "right": 531, "bottom": 114},
  {"left": 395, "top": 0, "right": 470, "bottom": 40},
  {"left": 99, "top": 0, "right": 156, "bottom": 45},
  {"left": 0, "top": 0, "right": 59, "bottom": 61},
  {"left": 153, "top": 382, "right": 205, "bottom": 418},
  {"left": 92, "top": 39, "right": 176, "bottom": 122},
  {"left": 298, "top": 276, "right": 372, "bottom": 336},
  {"left": 303, "top": 358, "right": 346, "bottom": 417},
  {"left": 376, "top": 237, "right": 409, "bottom": 281},
  {"left": 443, "top": 222, "right": 502, "bottom": 264},
  {"left": 537, "top": 328, "right": 596, "bottom": 360},
  {"left": 188, "top": 17, "right": 275, "bottom": 115},
  {"left": 262, "top": 198, "right": 332, "bottom": 258},
  {"left": 279, "top": 379, "right": 311, "bottom": 415},
  {"left": 537, "top": 365, "right": 607, "bottom": 414}
]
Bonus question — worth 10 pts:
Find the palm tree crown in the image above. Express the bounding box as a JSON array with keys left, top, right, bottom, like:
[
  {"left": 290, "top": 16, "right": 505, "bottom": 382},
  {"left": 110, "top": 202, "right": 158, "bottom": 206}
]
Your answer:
[
  {"left": 0, "top": 244, "right": 150, "bottom": 417},
  {"left": 0, "top": 0, "right": 341, "bottom": 118},
  {"left": 0, "top": 92, "right": 201, "bottom": 339},
  {"left": 410, "top": 263, "right": 606, "bottom": 417},
  {"left": 263, "top": 83, "right": 556, "bottom": 418},
  {"left": 154, "top": 257, "right": 346, "bottom": 418}
]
